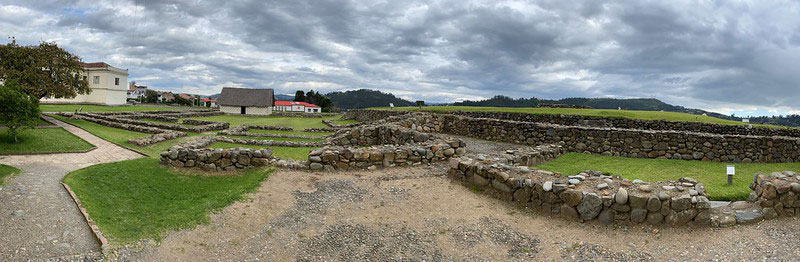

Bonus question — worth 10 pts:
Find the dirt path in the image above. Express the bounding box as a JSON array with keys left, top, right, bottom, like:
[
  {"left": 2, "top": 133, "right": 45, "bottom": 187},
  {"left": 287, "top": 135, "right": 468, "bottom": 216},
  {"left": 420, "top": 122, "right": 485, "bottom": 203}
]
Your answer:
[
  {"left": 0, "top": 117, "right": 143, "bottom": 261},
  {"left": 119, "top": 164, "right": 800, "bottom": 261}
]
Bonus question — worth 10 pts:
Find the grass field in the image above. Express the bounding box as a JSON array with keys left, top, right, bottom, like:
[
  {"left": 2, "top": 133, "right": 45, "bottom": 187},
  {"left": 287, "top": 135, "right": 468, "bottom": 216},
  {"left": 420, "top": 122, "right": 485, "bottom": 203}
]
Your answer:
[
  {"left": 0, "top": 164, "right": 21, "bottom": 185},
  {"left": 376, "top": 106, "right": 781, "bottom": 128},
  {"left": 536, "top": 153, "right": 800, "bottom": 201},
  {"left": 41, "top": 104, "right": 192, "bottom": 113},
  {"left": 226, "top": 135, "right": 323, "bottom": 142},
  {"left": 209, "top": 142, "right": 314, "bottom": 160},
  {"left": 0, "top": 127, "right": 94, "bottom": 155},
  {"left": 191, "top": 114, "right": 344, "bottom": 129},
  {"left": 64, "top": 158, "right": 270, "bottom": 243},
  {"left": 50, "top": 115, "right": 201, "bottom": 157}
]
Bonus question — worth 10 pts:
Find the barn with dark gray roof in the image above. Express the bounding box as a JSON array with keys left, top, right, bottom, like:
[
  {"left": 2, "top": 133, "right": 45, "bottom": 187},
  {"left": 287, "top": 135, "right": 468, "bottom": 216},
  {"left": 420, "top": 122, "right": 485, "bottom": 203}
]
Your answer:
[{"left": 217, "top": 87, "right": 275, "bottom": 115}]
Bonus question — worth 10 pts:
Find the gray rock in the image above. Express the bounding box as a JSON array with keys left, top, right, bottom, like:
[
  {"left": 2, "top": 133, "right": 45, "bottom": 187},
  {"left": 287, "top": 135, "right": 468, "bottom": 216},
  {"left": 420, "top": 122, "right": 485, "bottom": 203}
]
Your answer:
[
  {"left": 629, "top": 194, "right": 648, "bottom": 209},
  {"left": 513, "top": 189, "right": 531, "bottom": 203},
  {"left": 646, "top": 212, "right": 664, "bottom": 225},
  {"left": 611, "top": 203, "right": 631, "bottom": 212},
  {"left": 543, "top": 181, "right": 553, "bottom": 192},
  {"left": 671, "top": 195, "right": 692, "bottom": 211},
  {"left": 735, "top": 210, "right": 764, "bottom": 224},
  {"left": 792, "top": 183, "right": 800, "bottom": 193},
  {"left": 577, "top": 193, "right": 603, "bottom": 220},
  {"left": 568, "top": 179, "right": 580, "bottom": 185},
  {"left": 598, "top": 209, "right": 615, "bottom": 225},
  {"left": 694, "top": 210, "right": 711, "bottom": 225},
  {"left": 491, "top": 179, "right": 513, "bottom": 193},
  {"left": 638, "top": 185, "right": 654, "bottom": 192},
  {"left": 560, "top": 205, "right": 579, "bottom": 220},
  {"left": 689, "top": 189, "right": 698, "bottom": 196},
  {"left": 560, "top": 189, "right": 583, "bottom": 207},
  {"left": 596, "top": 183, "right": 609, "bottom": 190},
  {"left": 630, "top": 208, "right": 648, "bottom": 223},
  {"left": 695, "top": 196, "right": 711, "bottom": 209},
  {"left": 468, "top": 174, "right": 489, "bottom": 186},
  {"left": 658, "top": 191, "right": 670, "bottom": 201},
  {"left": 309, "top": 156, "right": 322, "bottom": 162},
  {"left": 309, "top": 163, "right": 324, "bottom": 170},
  {"left": 614, "top": 188, "right": 628, "bottom": 204},
  {"left": 762, "top": 207, "right": 778, "bottom": 220},
  {"left": 666, "top": 209, "right": 695, "bottom": 225},
  {"left": 552, "top": 183, "right": 568, "bottom": 192},
  {"left": 646, "top": 196, "right": 662, "bottom": 212},
  {"left": 662, "top": 185, "right": 675, "bottom": 191}
]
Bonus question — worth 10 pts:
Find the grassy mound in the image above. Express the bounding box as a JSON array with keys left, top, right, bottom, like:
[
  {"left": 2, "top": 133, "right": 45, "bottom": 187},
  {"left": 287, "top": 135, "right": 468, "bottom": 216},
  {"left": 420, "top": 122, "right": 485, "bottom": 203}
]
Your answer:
[{"left": 0, "top": 164, "right": 21, "bottom": 185}]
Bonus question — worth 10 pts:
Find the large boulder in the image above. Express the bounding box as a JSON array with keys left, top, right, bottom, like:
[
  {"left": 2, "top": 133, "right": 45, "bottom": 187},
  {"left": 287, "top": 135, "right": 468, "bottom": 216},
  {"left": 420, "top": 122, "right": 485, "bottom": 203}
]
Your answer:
[{"left": 577, "top": 193, "right": 603, "bottom": 220}]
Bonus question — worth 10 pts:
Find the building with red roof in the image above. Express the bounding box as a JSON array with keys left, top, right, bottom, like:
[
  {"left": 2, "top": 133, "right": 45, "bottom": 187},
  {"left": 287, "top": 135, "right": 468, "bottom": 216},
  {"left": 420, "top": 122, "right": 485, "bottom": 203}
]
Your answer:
[{"left": 274, "top": 100, "right": 321, "bottom": 113}]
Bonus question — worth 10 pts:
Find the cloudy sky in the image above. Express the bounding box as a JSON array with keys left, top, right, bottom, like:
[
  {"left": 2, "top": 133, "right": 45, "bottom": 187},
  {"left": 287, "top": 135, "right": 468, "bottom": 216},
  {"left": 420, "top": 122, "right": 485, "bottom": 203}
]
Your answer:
[{"left": 2, "top": 0, "right": 799, "bottom": 116}]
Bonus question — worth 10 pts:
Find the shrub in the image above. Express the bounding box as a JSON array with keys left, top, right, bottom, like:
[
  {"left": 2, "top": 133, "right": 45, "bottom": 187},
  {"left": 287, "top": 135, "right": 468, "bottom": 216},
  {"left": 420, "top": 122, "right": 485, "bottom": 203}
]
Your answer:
[{"left": 0, "top": 81, "right": 41, "bottom": 142}]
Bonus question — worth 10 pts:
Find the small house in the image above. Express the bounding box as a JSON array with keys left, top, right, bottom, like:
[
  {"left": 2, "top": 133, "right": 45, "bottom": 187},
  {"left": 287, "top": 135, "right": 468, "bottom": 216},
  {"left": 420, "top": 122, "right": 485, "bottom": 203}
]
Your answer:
[
  {"left": 273, "top": 100, "right": 321, "bottom": 113},
  {"left": 217, "top": 87, "right": 275, "bottom": 115}
]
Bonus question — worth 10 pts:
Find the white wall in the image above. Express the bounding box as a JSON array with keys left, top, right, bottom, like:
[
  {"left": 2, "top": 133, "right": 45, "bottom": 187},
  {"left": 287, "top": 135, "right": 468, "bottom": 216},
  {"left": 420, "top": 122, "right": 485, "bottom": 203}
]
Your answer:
[
  {"left": 41, "top": 67, "right": 128, "bottom": 105},
  {"left": 220, "top": 105, "right": 273, "bottom": 115}
]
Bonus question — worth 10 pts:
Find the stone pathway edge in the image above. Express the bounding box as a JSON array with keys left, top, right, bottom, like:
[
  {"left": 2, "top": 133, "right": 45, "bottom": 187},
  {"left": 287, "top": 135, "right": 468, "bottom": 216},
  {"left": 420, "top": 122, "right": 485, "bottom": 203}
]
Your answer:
[{"left": 62, "top": 182, "right": 111, "bottom": 254}]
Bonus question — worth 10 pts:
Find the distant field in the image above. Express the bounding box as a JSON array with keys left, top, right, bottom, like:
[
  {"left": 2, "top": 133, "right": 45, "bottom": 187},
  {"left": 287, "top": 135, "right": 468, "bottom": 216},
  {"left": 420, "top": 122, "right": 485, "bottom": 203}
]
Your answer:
[
  {"left": 536, "top": 153, "right": 800, "bottom": 201},
  {"left": 376, "top": 106, "right": 781, "bottom": 128},
  {"left": 41, "top": 104, "right": 193, "bottom": 113}
]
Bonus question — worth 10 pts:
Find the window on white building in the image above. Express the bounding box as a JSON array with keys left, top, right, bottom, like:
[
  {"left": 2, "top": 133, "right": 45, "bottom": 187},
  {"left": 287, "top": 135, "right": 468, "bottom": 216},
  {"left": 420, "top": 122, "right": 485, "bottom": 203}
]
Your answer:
[
  {"left": 93, "top": 76, "right": 100, "bottom": 84},
  {"left": 115, "top": 78, "right": 120, "bottom": 85}
]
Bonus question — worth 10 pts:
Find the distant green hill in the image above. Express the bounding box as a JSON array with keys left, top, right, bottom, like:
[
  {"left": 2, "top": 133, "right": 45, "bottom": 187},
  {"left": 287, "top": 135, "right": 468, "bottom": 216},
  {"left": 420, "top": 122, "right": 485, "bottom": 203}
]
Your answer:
[{"left": 326, "top": 89, "right": 415, "bottom": 109}]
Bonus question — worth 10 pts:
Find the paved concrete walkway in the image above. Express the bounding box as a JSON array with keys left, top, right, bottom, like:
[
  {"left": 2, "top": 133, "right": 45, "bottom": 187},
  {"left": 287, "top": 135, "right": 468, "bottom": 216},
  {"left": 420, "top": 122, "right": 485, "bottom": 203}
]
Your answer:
[{"left": 0, "top": 116, "right": 142, "bottom": 261}]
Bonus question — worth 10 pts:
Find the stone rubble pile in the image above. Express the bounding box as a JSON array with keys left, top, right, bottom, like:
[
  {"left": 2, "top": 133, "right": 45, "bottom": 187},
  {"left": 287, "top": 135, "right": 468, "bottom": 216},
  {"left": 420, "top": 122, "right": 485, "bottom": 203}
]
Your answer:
[
  {"left": 304, "top": 128, "right": 336, "bottom": 132},
  {"left": 322, "top": 119, "right": 364, "bottom": 129},
  {"left": 159, "top": 136, "right": 308, "bottom": 171},
  {"left": 216, "top": 136, "right": 323, "bottom": 147}
]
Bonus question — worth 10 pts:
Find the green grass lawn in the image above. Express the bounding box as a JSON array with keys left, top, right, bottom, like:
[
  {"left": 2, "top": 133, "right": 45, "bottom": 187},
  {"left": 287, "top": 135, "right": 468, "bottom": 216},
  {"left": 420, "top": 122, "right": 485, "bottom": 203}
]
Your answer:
[
  {"left": 0, "top": 127, "right": 94, "bottom": 155},
  {"left": 41, "top": 104, "right": 193, "bottom": 113},
  {"left": 209, "top": 142, "right": 314, "bottom": 160},
  {"left": 50, "top": 115, "right": 201, "bottom": 157},
  {"left": 377, "top": 106, "right": 782, "bottom": 128},
  {"left": 0, "top": 164, "right": 21, "bottom": 185},
  {"left": 536, "top": 153, "right": 800, "bottom": 201},
  {"left": 246, "top": 129, "right": 332, "bottom": 136},
  {"left": 64, "top": 158, "right": 271, "bottom": 243}
]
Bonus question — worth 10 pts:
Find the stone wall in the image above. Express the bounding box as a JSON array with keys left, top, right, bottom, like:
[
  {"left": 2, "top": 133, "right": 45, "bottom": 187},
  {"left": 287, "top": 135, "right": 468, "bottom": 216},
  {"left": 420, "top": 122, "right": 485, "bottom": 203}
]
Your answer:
[
  {"left": 538, "top": 103, "right": 593, "bottom": 109},
  {"left": 159, "top": 136, "right": 307, "bottom": 171},
  {"left": 309, "top": 138, "right": 466, "bottom": 171},
  {"left": 218, "top": 125, "right": 326, "bottom": 139},
  {"left": 75, "top": 113, "right": 229, "bottom": 133},
  {"left": 345, "top": 110, "right": 800, "bottom": 163},
  {"left": 325, "top": 124, "right": 437, "bottom": 146},
  {"left": 57, "top": 112, "right": 187, "bottom": 146},
  {"left": 448, "top": 152, "right": 714, "bottom": 226},
  {"left": 747, "top": 172, "right": 800, "bottom": 220},
  {"left": 271, "top": 112, "right": 341, "bottom": 117},
  {"left": 344, "top": 109, "right": 800, "bottom": 138},
  {"left": 216, "top": 136, "right": 322, "bottom": 147},
  {"left": 322, "top": 119, "right": 365, "bottom": 129}
]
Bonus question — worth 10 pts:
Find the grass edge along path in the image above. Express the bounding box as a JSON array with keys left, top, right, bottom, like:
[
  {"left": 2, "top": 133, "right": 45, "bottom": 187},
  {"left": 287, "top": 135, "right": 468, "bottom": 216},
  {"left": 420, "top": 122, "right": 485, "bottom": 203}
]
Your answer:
[
  {"left": 0, "top": 127, "right": 95, "bottom": 155},
  {"left": 40, "top": 104, "right": 193, "bottom": 113},
  {"left": 63, "top": 158, "right": 271, "bottom": 243},
  {"left": 0, "top": 164, "right": 21, "bottom": 185},
  {"left": 535, "top": 153, "right": 800, "bottom": 201},
  {"left": 375, "top": 106, "right": 784, "bottom": 128}
]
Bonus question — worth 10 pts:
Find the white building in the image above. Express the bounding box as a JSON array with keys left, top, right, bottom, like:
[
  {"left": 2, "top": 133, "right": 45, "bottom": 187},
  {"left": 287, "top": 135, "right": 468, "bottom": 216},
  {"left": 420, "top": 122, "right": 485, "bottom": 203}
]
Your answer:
[
  {"left": 42, "top": 62, "right": 129, "bottom": 105},
  {"left": 274, "top": 100, "right": 321, "bottom": 113},
  {"left": 217, "top": 87, "right": 275, "bottom": 115}
]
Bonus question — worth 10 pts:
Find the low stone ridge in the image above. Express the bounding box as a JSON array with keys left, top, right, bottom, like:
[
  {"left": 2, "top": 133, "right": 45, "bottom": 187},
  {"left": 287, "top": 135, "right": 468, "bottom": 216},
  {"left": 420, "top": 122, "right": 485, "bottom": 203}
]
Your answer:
[
  {"left": 218, "top": 125, "right": 326, "bottom": 139},
  {"left": 74, "top": 112, "right": 229, "bottom": 133},
  {"left": 159, "top": 136, "right": 307, "bottom": 171},
  {"left": 447, "top": 152, "right": 715, "bottom": 226},
  {"left": 216, "top": 136, "right": 322, "bottom": 147},
  {"left": 322, "top": 119, "right": 365, "bottom": 129},
  {"left": 344, "top": 110, "right": 800, "bottom": 163},
  {"left": 56, "top": 112, "right": 187, "bottom": 146},
  {"left": 304, "top": 128, "right": 336, "bottom": 132},
  {"left": 308, "top": 137, "right": 466, "bottom": 171}
]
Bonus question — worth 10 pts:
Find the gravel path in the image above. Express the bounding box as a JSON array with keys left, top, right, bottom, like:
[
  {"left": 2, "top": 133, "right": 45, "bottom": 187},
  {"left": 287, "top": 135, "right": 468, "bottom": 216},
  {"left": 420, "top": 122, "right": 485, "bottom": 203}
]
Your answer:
[
  {"left": 0, "top": 117, "right": 142, "bottom": 261},
  {"left": 118, "top": 164, "right": 800, "bottom": 261}
]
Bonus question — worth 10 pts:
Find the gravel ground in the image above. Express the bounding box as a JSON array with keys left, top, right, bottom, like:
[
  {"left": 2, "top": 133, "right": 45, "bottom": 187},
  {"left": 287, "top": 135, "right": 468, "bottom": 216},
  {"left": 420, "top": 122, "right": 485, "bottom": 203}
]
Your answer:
[
  {"left": 116, "top": 163, "right": 800, "bottom": 261},
  {"left": 0, "top": 163, "right": 102, "bottom": 262}
]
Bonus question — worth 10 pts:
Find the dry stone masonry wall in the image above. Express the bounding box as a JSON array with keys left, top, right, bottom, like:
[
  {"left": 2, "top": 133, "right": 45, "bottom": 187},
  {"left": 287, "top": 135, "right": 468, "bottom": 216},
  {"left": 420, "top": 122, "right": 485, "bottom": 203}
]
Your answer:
[
  {"left": 345, "top": 110, "right": 800, "bottom": 163},
  {"left": 160, "top": 136, "right": 307, "bottom": 171},
  {"left": 447, "top": 148, "right": 715, "bottom": 226}
]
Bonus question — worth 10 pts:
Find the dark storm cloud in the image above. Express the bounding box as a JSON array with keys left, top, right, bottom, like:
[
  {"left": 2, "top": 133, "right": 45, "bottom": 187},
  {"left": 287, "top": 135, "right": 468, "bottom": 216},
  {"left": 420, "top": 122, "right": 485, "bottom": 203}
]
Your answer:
[{"left": 2, "top": 0, "right": 800, "bottom": 114}]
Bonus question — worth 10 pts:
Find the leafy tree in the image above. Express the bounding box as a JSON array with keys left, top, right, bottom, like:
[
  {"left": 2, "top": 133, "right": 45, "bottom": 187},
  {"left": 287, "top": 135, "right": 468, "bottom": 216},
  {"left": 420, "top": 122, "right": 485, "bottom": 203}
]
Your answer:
[
  {"left": 416, "top": 100, "right": 425, "bottom": 107},
  {"left": 0, "top": 81, "right": 41, "bottom": 143},
  {"left": 173, "top": 96, "right": 193, "bottom": 106},
  {"left": 0, "top": 38, "right": 90, "bottom": 99},
  {"left": 294, "top": 90, "right": 305, "bottom": 102},
  {"left": 144, "top": 89, "right": 159, "bottom": 103}
]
